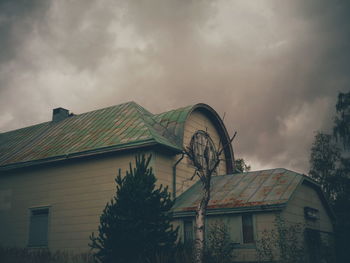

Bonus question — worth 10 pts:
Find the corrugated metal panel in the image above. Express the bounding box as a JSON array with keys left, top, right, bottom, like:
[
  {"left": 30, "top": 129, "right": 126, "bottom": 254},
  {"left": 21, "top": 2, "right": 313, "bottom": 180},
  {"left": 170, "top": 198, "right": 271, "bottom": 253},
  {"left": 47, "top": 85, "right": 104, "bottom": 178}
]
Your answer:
[
  {"left": 172, "top": 168, "right": 304, "bottom": 214},
  {"left": 0, "top": 122, "right": 51, "bottom": 164},
  {"left": 153, "top": 105, "right": 193, "bottom": 143},
  {"left": 0, "top": 102, "right": 194, "bottom": 169}
]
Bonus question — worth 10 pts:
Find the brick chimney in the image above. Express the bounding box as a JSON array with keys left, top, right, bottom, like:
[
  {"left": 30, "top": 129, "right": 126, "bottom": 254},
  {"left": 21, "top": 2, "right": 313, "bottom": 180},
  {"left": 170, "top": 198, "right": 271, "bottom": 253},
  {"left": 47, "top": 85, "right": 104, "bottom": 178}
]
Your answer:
[{"left": 52, "top": 107, "right": 69, "bottom": 122}]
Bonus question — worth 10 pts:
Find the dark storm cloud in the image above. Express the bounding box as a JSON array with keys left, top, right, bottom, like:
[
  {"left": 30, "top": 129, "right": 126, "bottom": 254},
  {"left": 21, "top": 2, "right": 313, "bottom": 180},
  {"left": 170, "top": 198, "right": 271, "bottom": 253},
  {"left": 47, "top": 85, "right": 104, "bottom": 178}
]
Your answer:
[
  {"left": 0, "top": 0, "right": 349, "bottom": 173},
  {"left": 0, "top": 0, "right": 49, "bottom": 63}
]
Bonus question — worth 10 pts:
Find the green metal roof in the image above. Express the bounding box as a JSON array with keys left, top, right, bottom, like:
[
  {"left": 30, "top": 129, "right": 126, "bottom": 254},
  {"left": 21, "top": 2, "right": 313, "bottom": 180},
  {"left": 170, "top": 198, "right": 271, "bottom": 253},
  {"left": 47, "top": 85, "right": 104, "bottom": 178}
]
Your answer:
[
  {"left": 172, "top": 168, "right": 306, "bottom": 217},
  {"left": 0, "top": 102, "right": 194, "bottom": 170},
  {"left": 153, "top": 105, "right": 193, "bottom": 143}
]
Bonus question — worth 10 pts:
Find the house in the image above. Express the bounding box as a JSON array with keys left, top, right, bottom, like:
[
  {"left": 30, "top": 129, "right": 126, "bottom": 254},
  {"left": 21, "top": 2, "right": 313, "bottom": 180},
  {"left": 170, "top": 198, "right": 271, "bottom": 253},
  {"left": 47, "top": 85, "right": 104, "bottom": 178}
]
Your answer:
[
  {"left": 172, "top": 168, "right": 335, "bottom": 262},
  {"left": 0, "top": 101, "right": 334, "bottom": 261},
  {"left": 0, "top": 101, "right": 233, "bottom": 251}
]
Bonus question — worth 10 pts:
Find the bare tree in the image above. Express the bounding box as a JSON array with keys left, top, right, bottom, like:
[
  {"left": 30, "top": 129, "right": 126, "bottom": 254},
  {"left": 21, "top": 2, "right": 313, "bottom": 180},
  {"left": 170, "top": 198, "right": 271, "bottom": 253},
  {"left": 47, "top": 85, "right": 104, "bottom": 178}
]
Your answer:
[{"left": 184, "top": 130, "right": 236, "bottom": 263}]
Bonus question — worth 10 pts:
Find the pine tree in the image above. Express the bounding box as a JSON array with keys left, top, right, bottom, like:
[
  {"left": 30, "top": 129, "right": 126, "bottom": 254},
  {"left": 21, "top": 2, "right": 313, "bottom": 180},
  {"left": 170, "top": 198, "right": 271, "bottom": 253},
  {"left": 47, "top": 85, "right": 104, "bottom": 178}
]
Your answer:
[
  {"left": 334, "top": 92, "right": 350, "bottom": 150},
  {"left": 309, "top": 132, "right": 340, "bottom": 200},
  {"left": 89, "top": 154, "right": 178, "bottom": 263},
  {"left": 309, "top": 91, "right": 350, "bottom": 262}
]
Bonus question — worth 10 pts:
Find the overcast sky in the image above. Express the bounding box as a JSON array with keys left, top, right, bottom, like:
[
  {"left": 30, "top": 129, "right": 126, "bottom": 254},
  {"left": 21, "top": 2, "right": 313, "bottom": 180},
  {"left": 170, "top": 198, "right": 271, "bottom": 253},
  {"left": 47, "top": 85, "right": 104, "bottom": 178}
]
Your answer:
[{"left": 0, "top": 0, "right": 349, "bottom": 173}]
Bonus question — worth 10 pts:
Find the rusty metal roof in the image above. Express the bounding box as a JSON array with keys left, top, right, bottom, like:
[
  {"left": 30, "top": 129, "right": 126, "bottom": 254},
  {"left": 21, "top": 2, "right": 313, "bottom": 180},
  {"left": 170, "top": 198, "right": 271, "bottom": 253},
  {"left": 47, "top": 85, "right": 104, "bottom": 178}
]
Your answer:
[
  {"left": 172, "top": 168, "right": 305, "bottom": 217},
  {"left": 0, "top": 102, "right": 194, "bottom": 170}
]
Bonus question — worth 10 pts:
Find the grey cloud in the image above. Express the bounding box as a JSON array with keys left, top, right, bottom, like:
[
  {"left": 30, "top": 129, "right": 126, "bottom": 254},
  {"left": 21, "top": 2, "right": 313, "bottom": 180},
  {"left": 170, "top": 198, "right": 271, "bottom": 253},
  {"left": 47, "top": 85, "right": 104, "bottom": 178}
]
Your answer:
[
  {"left": 0, "top": 0, "right": 49, "bottom": 63},
  {"left": 37, "top": 0, "right": 118, "bottom": 70},
  {"left": 0, "top": 0, "right": 349, "bottom": 174}
]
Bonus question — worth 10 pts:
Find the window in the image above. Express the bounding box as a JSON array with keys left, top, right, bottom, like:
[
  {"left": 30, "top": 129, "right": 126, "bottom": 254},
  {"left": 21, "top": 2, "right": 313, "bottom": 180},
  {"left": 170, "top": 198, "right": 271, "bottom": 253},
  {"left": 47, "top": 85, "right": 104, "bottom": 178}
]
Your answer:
[
  {"left": 304, "top": 207, "right": 319, "bottom": 220},
  {"left": 184, "top": 220, "right": 193, "bottom": 243},
  {"left": 28, "top": 207, "right": 49, "bottom": 247},
  {"left": 188, "top": 130, "right": 218, "bottom": 173},
  {"left": 242, "top": 214, "right": 254, "bottom": 243}
]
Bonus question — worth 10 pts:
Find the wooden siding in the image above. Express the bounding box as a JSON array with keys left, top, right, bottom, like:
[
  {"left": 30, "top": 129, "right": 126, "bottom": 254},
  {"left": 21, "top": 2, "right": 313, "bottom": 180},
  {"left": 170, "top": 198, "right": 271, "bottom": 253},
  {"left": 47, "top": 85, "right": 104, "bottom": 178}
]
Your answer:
[
  {"left": 282, "top": 182, "right": 333, "bottom": 232},
  {"left": 174, "top": 183, "right": 334, "bottom": 262},
  {"left": 152, "top": 152, "right": 174, "bottom": 191},
  {"left": 174, "top": 214, "right": 258, "bottom": 262},
  {"left": 153, "top": 108, "right": 230, "bottom": 198},
  {"left": 0, "top": 108, "right": 231, "bottom": 252},
  {"left": 175, "top": 109, "right": 228, "bottom": 196},
  {"left": 0, "top": 151, "right": 158, "bottom": 251}
]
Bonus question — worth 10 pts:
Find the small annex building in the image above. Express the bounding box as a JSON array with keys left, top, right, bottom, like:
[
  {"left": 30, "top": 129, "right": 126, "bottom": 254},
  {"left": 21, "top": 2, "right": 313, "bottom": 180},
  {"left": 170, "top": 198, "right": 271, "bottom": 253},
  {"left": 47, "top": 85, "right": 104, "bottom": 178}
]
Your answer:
[
  {"left": 0, "top": 101, "right": 334, "bottom": 262},
  {"left": 172, "top": 168, "right": 335, "bottom": 262}
]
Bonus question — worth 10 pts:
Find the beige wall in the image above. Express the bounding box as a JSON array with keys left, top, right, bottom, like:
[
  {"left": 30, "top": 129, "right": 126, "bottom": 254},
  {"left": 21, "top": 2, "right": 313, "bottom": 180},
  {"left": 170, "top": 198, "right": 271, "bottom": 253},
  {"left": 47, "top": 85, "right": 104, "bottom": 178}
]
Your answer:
[
  {"left": 174, "top": 182, "right": 334, "bottom": 262},
  {"left": 282, "top": 182, "right": 333, "bottom": 232},
  {"left": 0, "top": 108, "right": 231, "bottom": 252},
  {"left": 173, "top": 109, "right": 228, "bottom": 196},
  {"left": 183, "top": 110, "right": 227, "bottom": 176},
  {"left": 174, "top": 213, "right": 260, "bottom": 262},
  {"left": 0, "top": 150, "right": 159, "bottom": 251},
  {"left": 254, "top": 182, "right": 333, "bottom": 261},
  {"left": 153, "top": 108, "right": 230, "bottom": 198}
]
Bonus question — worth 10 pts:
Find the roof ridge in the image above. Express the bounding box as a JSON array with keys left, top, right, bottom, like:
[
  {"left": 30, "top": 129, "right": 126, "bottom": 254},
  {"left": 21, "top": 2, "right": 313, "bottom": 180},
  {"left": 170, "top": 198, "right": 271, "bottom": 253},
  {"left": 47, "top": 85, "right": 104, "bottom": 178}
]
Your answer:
[
  {"left": 0, "top": 101, "right": 136, "bottom": 135},
  {"left": 131, "top": 103, "right": 182, "bottom": 151},
  {"left": 154, "top": 104, "right": 193, "bottom": 118},
  {"left": 0, "top": 121, "right": 51, "bottom": 135},
  {"left": 129, "top": 102, "right": 155, "bottom": 141},
  {"left": 149, "top": 110, "right": 184, "bottom": 146},
  {"left": 75, "top": 101, "right": 135, "bottom": 117}
]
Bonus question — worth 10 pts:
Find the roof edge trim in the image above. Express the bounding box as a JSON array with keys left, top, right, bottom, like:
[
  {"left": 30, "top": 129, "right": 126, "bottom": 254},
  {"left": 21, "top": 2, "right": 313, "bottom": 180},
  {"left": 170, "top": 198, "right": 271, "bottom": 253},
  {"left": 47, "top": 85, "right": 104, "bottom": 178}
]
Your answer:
[
  {"left": 0, "top": 139, "right": 181, "bottom": 171},
  {"left": 301, "top": 178, "right": 336, "bottom": 220},
  {"left": 182, "top": 103, "right": 235, "bottom": 174},
  {"left": 172, "top": 203, "right": 286, "bottom": 218}
]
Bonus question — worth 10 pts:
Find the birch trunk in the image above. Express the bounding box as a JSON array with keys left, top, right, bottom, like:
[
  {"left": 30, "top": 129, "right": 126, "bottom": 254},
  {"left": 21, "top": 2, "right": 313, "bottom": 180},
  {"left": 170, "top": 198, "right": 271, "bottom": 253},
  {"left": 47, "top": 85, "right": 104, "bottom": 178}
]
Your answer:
[
  {"left": 186, "top": 130, "right": 235, "bottom": 263},
  {"left": 193, "top": 177, "right": 211, "bottom": 263}
]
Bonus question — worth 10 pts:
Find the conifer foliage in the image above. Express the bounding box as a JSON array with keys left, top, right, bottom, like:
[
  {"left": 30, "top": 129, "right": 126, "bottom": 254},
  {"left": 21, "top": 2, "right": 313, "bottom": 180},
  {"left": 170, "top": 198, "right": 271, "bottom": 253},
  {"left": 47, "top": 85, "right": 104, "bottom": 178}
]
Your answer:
[
  {"left": 89, "top": 154, "right": 178, "bottom": 263},
  {"left": 309, "top": 91, "right": 350, "bottom": 262}
]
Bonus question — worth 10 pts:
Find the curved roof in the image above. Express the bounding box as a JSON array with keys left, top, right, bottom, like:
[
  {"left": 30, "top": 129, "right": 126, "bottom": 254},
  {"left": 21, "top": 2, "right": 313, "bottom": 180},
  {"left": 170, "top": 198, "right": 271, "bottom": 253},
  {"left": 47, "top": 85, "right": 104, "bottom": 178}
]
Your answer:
[
  {"left": 154, "top": 103, "right": 234, "bottom": 173},
  {"left": 0, "top": 101, "right": 233, "bottom": 171}
]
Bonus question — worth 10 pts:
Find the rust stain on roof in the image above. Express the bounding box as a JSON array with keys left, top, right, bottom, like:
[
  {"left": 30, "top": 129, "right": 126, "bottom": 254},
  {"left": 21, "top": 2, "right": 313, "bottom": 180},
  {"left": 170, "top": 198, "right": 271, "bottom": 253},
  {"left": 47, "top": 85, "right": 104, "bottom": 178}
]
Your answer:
[{"left": 173, "top": 168, "right": 303, "bottom": 213}]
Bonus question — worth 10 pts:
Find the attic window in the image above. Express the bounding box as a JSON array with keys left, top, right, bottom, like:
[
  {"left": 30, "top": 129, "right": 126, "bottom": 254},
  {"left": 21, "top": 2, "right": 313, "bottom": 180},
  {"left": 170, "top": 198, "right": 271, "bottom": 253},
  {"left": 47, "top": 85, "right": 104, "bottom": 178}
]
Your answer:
[{"left": 304, "top": 207, "right": 319, "bottom": 220}]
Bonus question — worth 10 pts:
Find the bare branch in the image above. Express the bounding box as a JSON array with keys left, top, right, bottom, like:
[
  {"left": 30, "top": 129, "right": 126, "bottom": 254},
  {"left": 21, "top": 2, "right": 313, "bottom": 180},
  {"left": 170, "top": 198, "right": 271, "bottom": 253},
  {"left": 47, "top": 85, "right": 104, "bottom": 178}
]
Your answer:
[
  {"left": 217, "top": 131, "right": 237, "bottom": 157},
  {"left": 190, "top": 169, "right": 198, "bottom": 181}
]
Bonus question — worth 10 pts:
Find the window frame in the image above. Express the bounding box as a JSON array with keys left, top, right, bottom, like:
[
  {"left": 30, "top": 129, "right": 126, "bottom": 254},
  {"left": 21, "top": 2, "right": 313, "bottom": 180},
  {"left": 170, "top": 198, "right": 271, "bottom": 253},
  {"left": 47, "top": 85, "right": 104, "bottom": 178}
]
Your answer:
[
  {"left": 241, "top": 214, "right": 255, "bottom": 245},
  {"left": 183, "top": 219, "right": 194, "bottom": 244},
  {"left": 27, "top": 205, "right": 51, "bottom": 248},
  {"left": 304, "top": 207, "right": 320, "bottom": 221}
]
